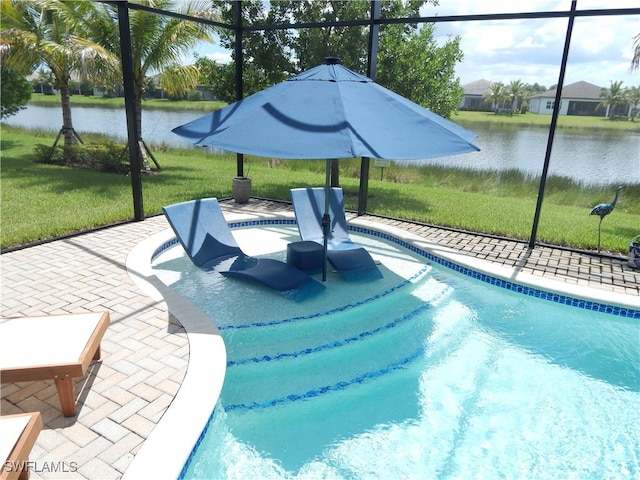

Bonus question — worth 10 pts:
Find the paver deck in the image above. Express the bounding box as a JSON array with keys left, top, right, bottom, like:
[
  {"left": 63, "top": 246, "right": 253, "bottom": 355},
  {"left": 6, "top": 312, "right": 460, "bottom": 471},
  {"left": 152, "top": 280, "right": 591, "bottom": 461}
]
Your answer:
[{"left": 1, "top": 198, "right": 638, "bottom": 479}]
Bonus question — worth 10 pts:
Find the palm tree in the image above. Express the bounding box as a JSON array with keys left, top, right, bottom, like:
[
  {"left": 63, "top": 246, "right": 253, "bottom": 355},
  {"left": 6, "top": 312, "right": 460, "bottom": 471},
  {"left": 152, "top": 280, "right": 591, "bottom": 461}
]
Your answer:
[
  {"left": 631, "top": 33, "right": 640, "bottom": 72},
  {"left": 598, "top": 80, "right": 626, "bottom": 119},
  {"left": 483, "top": 82, "right": 506, "bottom": 113},
  {"left": 626, "top": 85, "right": 640, "bottom": 121},
  {"left": 90, "top": 0, "right": 216, "bottom": 170},
  {"left": 508, "top": 79, "right": 526, "bottom": 114},
  {"left": 0, "top": 0, "right": 118, "bottom": 147},
  {"left": 34, "top": 67, "right": 55, "bottom": 94}
]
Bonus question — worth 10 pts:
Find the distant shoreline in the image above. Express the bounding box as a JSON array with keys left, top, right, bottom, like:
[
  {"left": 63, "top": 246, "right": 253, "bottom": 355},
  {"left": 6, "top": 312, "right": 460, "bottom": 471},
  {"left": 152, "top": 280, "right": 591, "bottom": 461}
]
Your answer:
[{"left": 26, "top": 93, "right": 640, "bottom": 134}]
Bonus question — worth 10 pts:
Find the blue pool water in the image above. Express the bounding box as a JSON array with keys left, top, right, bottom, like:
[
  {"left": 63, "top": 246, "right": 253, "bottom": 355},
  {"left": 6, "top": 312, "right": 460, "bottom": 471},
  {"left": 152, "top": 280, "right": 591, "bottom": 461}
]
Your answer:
[{"left": 151, "top": 224, "right": 640, "bottom": 480}]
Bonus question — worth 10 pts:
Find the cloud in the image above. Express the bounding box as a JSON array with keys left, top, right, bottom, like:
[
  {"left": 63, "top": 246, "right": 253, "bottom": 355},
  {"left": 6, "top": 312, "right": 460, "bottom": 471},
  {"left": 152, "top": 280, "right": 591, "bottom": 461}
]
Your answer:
[
  {"left": 206, "top": 51, "right": 232, "bottom": 64},
  {"left": 424, "top": 1, "right": 639, "bottom": 88}
]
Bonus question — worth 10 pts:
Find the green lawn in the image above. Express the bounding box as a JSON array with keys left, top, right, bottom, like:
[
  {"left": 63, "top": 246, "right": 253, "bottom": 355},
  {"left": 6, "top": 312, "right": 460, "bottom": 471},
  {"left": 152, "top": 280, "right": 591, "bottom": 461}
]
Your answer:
[
  {"left": 2, "top": 125, "right": 638, "bottom": 254},
  {"left": 27, "top": 92, "right": 227, "bottom": 111},
  {"left": 454, "top": 110, "right": 640, "bottom": 133}
]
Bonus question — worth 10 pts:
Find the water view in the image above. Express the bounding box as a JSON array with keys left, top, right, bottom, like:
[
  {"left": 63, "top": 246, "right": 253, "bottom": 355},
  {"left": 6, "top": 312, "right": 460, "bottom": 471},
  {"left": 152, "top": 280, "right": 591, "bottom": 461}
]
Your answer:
[{"left": 4, "top": 104, "right": 639, "bottom": 186}]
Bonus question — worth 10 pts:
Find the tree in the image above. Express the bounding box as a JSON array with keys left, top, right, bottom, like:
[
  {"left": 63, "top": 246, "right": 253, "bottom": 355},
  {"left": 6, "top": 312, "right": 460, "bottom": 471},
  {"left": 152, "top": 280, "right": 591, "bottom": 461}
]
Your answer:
[
  {"left": 196, "top": 55, "right": 233, "bottom": 102},
  {"left": 269, "top": 1, "right": 463, "bottom": 118},
  {"left": 483, "top": 82, "right": 506, "bottom": 113},
  {"left": 508, "top": 79, "right": 526, "bottom": 114},
  {"left": 210, "top": 0, "right": 295, "bottom": 100},
  {"left": 211, "top": 1, "right": 460, "bottom": 117},
  {"left": 271, "top": 0, "right": 372, "bottom": 72},
  {"left": 527, "top": 82, "right": 547, "bottom": 95},
  {"left": 0, "top": 17, "right": 32, "bottom": 118},
  {"left": 0, "top": 0, "right": 118, "bottom": 147},
  {"left": 376, "top": 19, "right": 464, "bottom": 118},
  {"left": 33, "top": 67, "right": 55, "bottom": 94},
  {"left": 92, "top": 0, "right": 217, "bottom": 170},
  {"left": 631, "top": 32, "right": 639, "bottom": 72},
  {"left": 0, "top": 65, "right": 32, "bottom": 118},
  {"left": 626, "top": 85, "right": 640, "bottom": 121},
  {"left": 598, "top": 80, "right": 626, "bottom": 118}
]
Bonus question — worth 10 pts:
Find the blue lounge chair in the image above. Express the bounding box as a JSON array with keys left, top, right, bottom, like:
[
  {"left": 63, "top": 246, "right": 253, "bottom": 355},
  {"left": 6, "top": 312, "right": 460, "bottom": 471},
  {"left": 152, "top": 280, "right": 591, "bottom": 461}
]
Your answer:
[
  {"left": 290, "top": 187, "right": 381, "bottom": 277},
  {"left": 163, "top": 198, "right": 317, "bottom": 292}
]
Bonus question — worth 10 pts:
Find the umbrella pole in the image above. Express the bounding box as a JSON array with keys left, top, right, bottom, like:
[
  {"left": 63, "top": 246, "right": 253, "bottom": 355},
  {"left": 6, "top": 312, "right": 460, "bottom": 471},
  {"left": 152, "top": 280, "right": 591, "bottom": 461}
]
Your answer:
[{"left": 321, "top": 160, "right": 333, "bottom": 281}]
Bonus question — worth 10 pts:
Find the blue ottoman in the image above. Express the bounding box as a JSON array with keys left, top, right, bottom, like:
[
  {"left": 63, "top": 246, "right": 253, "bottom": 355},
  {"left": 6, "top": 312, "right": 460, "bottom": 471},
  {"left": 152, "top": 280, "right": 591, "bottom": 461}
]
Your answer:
[{"left": 287, "top": 241, "right": 324, "bottom": 273}]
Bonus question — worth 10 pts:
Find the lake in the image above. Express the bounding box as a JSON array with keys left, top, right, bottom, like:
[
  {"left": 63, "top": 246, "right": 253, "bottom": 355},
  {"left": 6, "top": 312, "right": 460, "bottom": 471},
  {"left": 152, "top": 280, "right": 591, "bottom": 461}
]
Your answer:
[{"left": 4, "top": 104, "right": 639, "bottom": 186}]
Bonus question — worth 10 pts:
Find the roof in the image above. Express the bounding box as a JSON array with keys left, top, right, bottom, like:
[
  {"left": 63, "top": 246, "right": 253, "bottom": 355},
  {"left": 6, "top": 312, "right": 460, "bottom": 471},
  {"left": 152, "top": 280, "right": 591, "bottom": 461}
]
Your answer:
[
  {"left": 462, "top": 79, "right": 494, "bottom": 95},
  {"left": 530, "top": 81, "right": 603, "bottom": 99}
]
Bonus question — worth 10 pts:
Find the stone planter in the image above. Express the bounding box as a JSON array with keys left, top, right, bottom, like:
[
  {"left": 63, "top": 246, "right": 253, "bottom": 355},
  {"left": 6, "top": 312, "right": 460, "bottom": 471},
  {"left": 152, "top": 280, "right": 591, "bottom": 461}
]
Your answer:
[{"left": 232, "top": 177, "right": 252, "bottom": 204}]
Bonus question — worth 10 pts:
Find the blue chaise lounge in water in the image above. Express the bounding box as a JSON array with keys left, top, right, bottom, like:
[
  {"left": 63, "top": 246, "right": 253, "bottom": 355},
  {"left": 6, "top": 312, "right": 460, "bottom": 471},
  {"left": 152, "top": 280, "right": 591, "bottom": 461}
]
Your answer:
[
  {"left": 162, "top": 198, "right": 317, "bottom": 292},
  {"left": 290, "top": 187, "right": 381, "bottom": 278}
]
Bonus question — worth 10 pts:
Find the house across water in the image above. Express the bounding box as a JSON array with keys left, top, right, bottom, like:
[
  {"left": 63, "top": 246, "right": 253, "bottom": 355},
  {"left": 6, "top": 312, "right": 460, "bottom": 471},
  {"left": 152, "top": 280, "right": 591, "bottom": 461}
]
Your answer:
[
  {"left": 529, "top": 81, "right": 618, "bottom": 116},
  {"left": 459, "top": 79, "right": 629, "bottom": 117}
]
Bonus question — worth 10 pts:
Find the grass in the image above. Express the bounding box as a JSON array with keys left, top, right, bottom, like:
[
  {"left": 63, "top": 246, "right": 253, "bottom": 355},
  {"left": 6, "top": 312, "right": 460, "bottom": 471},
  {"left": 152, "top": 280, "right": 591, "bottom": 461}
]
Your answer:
[
  {"left": 27, "top": 92, "right": 227, "bottom": 111},
  {"left": 454, "top": 110, "right": 640, "bottom": 133},
  {"left": 2, "top": 125, "right": 638, "bottom": 254}
]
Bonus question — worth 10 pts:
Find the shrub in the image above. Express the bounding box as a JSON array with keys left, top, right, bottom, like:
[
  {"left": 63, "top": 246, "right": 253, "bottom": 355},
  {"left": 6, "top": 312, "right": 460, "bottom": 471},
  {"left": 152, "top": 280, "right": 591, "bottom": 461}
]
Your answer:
[
  {"left": 33, "top": 142, "right": 129, "bottom": 174},
  {"left": 187, "top": 89, "right": 204, "bottom": 101},
  {"left": 1, "top": 66, "right": 32, "bottom": 119}
]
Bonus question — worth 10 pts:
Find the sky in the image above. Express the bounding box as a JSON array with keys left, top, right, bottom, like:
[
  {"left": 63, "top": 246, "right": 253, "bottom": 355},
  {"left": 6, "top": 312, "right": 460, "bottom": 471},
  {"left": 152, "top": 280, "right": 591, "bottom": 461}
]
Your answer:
[
  {"left": 191, "top": 0, "right": 639, "bottom": 90},
  {"left": 424, "top": 0, "right": 639, "bottom": 89}
]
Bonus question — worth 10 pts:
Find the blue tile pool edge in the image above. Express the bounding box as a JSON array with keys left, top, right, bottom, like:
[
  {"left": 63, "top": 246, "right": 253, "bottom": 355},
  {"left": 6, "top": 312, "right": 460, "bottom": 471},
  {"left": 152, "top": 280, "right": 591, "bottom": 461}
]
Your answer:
[
  {"left": 152, "top": 218, "right": 640, "bottom": 322},
  {"left": 161, "top": 218, "right": 639, "bottom": 480}
]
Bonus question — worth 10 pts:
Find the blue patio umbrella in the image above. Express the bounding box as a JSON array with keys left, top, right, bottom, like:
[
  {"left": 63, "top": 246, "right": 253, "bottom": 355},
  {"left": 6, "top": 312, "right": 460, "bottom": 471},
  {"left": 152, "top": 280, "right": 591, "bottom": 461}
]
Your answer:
[{"left": 173, "top": 58, "right": 480, "bottom": 280}]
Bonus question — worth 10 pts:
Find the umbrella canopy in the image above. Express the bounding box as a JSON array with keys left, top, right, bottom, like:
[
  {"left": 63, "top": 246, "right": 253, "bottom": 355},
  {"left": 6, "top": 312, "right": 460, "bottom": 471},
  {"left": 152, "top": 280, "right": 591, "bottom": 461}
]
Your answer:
[
  {"left": 173, "top": 59, "right": 479, "bottom": 160},
  {"left": 173, "top": 58, "right": 480, "bottom": 281}
]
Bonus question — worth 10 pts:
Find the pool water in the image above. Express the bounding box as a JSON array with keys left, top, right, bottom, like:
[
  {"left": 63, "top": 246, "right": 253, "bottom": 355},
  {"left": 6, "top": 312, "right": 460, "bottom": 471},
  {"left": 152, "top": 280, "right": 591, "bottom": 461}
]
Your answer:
[{"left": 151, "top": 225, "right": 640, "bottom": 479}]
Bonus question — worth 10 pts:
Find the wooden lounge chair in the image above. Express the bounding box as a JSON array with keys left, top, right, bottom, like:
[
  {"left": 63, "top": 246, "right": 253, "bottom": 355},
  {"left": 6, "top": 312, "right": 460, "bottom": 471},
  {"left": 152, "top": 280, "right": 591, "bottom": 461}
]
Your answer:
[
  {"left": 0, "top": 412, "right": 42, "bottom": 480},
  {"left": 0, "top": 312, "right": 109, "bottom": 417}
]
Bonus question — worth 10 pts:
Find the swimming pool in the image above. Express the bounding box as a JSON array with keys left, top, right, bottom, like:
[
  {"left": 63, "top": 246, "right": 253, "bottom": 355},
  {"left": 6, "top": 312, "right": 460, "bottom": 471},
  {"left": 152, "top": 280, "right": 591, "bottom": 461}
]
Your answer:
[{"left": 148, "top": 221, "right": 639, "bottom": 480}]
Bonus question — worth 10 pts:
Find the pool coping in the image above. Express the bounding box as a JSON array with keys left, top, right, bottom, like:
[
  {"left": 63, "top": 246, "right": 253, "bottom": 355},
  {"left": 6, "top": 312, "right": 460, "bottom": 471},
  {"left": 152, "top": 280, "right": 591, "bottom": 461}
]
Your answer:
[
  {"left": 123, "top": 209, "right": 640, "bottom": 480},
  {"left": 352, "top": 216, "right": 640, "bottom": 311},
  {"left": 123, "top": 228, "right": 226, "bottom": 480}
]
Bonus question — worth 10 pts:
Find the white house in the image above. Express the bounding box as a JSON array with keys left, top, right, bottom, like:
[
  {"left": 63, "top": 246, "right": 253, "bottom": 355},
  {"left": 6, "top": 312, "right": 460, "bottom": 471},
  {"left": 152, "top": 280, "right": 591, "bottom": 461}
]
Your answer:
[{"left": 528, "top": 81, "right": 606, "bottom": 116}]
